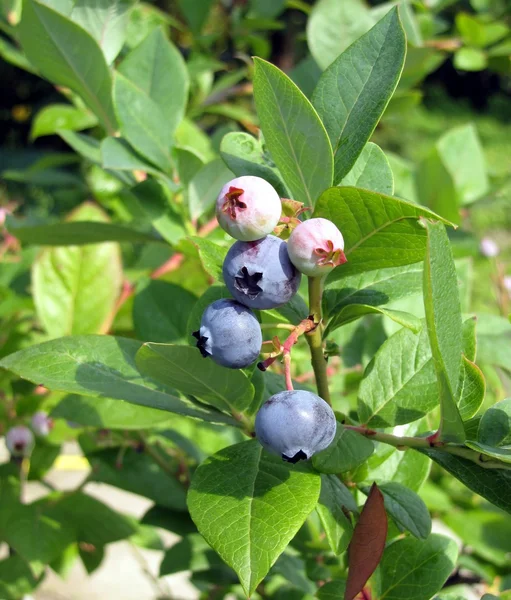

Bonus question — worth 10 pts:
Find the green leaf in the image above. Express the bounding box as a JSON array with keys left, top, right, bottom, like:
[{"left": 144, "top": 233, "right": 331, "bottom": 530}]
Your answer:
[
  {"left": 31, "top": 103, "right": 98, "bottom": 139},
  {"left": 58, "top": 130, "right": 102, "bottom": 163},
  {"left": 7, "top": 216, "right": 160, "bottom": 245},
  {"left": 317, "top": 580, "right": 347, "bottom": 600},
  {"left": 457, "top": 355, "right": 485, "bottom": 421},
  {"left": 159, "top": 533, "right": 227, "bottom": 576},
  {"left": 188, "top": 159, "right": 234, "bottom": 221},
  {"left": 88, "top": 448, "right": 187, "bottom": 510},
  {"left": 312, "top": 424, "right": 374, "bottom": 474},
  {"left": 313, "top": 187, "right": 450, "bottom": 276},
  {"left": 118, "top": 26, "right": 188, "bottom": 138},
  {"left": 456, "top": 12, "right": 509, "bottom": 48},
  {"left": 113, "top": 71, "right": 173, "bottom": 172},
  {"left": 136, "top": 343, "right": 255, "bottom": 413},
  {"left": 18, "top": 0, "right": 117, "bottom": 133},
  {"left": 476, "top": 313, "right": 511, "bottom": 370},
  {"left": 376, "top": 534, "right": 458, "bottom": 600},
  {"left": 0, "top": 556, "right": 38, "bottom": 600},
  {"left": 187, "top": 440, "right": 321, "bottom": 596},
  {"left": 220, "top": 131, "right": 289, "bottom": 197},
  {"left": 364, "top": 482, "right": 431, "bottom": 540},
  {"left": 141, "top": 506, "right": 196, "bottom": 537},
  {"left": 0, "top": 335, "right": 238, "bottom": 426},
  {"left": 338, "top": 143, "right": 394, "bottom": 195},
  {"left": 464, "top": 441, "right": 511, "bottom": 465},
  {"left": 421, "top": 448, "right": 511, "bottom": 514},
  {"left": 67, "top": 0, "right": 136, "bottom": 63},
  {"left": 478, "top": 397, "right": 511, "bottom": 446},
  {"left": 177, "top": 0, "right": 213, "bottom": 34},
  {"left": 312, "top": 9, "right": 406, "bottom": 182},
  {"left": 444, "top": 509, "right": 511, "bottom": 567},
  {"left": 101, "top": 136, "right": 160, "bottom": 175},
  {"left": 133, "top": 280, "right": 197, "bottom": 343},
  {"left": 253, "top": 57, "right": 333, "bottom": 207},
  {"left": 32, "top": 203, "right": 122, "bottom": 337},
  {"left": 316, "top": 474, "right": 354, "bottom": 554},
  {"left": 327, "top": 304, "right": 422, "bottom": 336},
  {"left": 422, "top": 220, "right": 465, "bottom": 442},
  {"left": 189, "top": 237, "right": 228, "bottom": 281},
  {"left": 324, "top": 262, "right": 423, "bottom": 318},
  {"left": 307, "top": 0, "right": 374, "bottom": 70},
  {"left": 51, "top": 394, "right": 177, "bottom": 429}
]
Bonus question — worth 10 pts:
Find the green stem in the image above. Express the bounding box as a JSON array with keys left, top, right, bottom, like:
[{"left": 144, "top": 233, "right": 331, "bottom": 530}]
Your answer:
[
  {"left": 306, "top": 276, "right": 331, "bottom": 405},
  {"left": 344, "top": 425, "right": 511, "bottom": 471}
]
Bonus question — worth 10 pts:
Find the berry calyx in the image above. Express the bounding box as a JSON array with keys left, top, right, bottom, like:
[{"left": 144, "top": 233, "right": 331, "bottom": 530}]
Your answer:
[
  {"left": 287, "top": 218, "right": 346, "bottom": 277},
  {"left": 255, "top": 390, "right": 336, "bottom": 462},
  {"left": 216, "top": 176, "right": 282, "bottom": 242}
]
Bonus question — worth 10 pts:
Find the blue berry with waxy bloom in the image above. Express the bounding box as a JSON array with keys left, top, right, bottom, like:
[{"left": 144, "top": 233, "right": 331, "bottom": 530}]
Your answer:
[
  {"left": 223, "top": 235, "right": 301, "bottom": 310},
  {"left": 5, "top": 425, "right": 35, "bottom": 457},
  {"left": 216, "top": 176, "right": 282, "bottom": 241},
  {"left": 255, "top": 390, "right": 337, "bottom": 463},
  {"left": 192, "top": 299, "right": 262, "bottom": 369}
]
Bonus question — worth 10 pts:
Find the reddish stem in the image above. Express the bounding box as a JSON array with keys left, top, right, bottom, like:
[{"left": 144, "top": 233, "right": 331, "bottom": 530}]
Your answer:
[{"left": 150, "top": 253, "right": 184, "bottom": 279}]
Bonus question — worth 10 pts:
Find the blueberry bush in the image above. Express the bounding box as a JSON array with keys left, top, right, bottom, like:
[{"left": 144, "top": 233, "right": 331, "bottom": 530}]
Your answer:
[{"left": 1, "top": 1, "right": 511, "bottom": 599}]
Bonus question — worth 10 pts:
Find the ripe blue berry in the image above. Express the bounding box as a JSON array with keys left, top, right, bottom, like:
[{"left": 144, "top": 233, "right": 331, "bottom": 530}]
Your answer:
[
  {"left": 216, "top": 176, "right": 282, "bottom": 241},
  {"left": 192, "top": 299, "right": 262, "bottom": 369},
  {"left": 255, "top": 390, "right": 336, "bottom": 463},
  {"left": 32, "top": 411, "right": 53, "bottom": 437},
  {"left": 5, "top": 425, "right": 35, "bottom": 457},
  {"left": 288, "top": 218, "right": 346, "bottom": 277},
  {"left": 223, "top": 235, "right": 301, "bottom": 310}
]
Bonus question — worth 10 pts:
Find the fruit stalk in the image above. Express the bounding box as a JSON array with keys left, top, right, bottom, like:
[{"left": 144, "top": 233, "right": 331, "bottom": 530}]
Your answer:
[{"left": 306, "top": 276, "right": 331, "bottom": 406}]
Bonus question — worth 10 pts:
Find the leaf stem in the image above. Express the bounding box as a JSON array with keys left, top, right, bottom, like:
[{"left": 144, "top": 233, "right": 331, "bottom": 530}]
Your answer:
[{"left": 306, "top": 276, "right": 331, "bottom": 405}]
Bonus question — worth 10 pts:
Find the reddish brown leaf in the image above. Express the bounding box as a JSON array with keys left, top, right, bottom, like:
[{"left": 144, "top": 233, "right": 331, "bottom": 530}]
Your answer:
[{"left": 344, "top": 482, "right": 387, "bottom": 600}]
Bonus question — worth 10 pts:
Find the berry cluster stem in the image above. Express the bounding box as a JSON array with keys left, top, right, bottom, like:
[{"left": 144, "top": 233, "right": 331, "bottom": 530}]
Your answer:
[{"left": 306, "top": 276, "right": 332, "bottom": 406}]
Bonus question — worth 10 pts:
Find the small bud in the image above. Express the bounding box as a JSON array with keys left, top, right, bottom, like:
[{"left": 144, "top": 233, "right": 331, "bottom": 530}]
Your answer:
[
  {"left": 287, "top": 218, "right": 346, "bottom": 277},
  {"left": 480, "top": 237, "right": 499, "bottom": 258},
  {"left": 5, "top": 426, "right": 34, "bottom": 457},
  {"left": 31, "top": 411, "right": 53, "bottom": 437}
]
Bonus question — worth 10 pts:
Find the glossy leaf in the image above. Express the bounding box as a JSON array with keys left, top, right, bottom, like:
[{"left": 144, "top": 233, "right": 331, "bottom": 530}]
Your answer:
[
  {"left": 422, "top": 220, "right": 465, "bottom": 442},
  {"left": 18, "top": 0, "right": 117, "bottom": 133},
  {"left": 31, "top": 103, "right": 98, "bottom": 139},
  {"left": 376, "top": 534, "right": 458, "bottom": 600},
  {"left": 189, "top": 237, "right": 228, "bottom": 281},
  {"left": 136, "top": 343, "right": 255, "bottom": 413},
  {"left": 338, "top": 143, "right": 394, "bottom": 195},
  {"left": 345, "top": 483, "right": 387, "bottom": 600},
  {"left": 313, "top": 187, "right": 450, "bottom": 276},
  {"left": 220, "top": 131, "right": 289, "bottom": 197},
  {"left": 101, "top": 136, "right": 160, "bottom": 175},
  {"left": 187, "top": 440, "right": 321, "bottom": 596},
  {"left": 58, "top": 130, "right": 102, "bottom": 163},
  {"left": 317, "top": 474, "right": 354, "bottom": 554},
  {"left": 113, "top": 71, "right": 173, "bottom": 172},
  {"left": 0, "top": 335, "right": 238, "bottom": 425},
  {"left": 478, "top": 397, "right": 511, "bottom": 446},
  {"left": 457, "top": 355, "right": 485, "bottom": 421},
  {"left": 312, "top": 424, "right": 374, "bottom": 474},
  {"left": 327, "top": 304, "right": 422, "bottom": 336},
  {"left": 253, "top": 57, "right": 333, "bottom": 207},
  {"left": 32, "top": 203, "right": 122, "bottom": 337},
  {"left": 312, "top": 9, "right": 406, "bottom": 181},
  {"left": 365, "top": 482, "right": 431, "bottom": 539},
  {"left": 118, "top": 26, "right": 188, "bottom": 138},
  {"left": 307, "top": 0, "right": 374, "bottom": 70}
]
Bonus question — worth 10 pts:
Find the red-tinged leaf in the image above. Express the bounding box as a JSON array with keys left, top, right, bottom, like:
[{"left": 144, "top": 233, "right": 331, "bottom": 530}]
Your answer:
[{"left": 344, "top": 482, "right": 387, "bottom": 600}]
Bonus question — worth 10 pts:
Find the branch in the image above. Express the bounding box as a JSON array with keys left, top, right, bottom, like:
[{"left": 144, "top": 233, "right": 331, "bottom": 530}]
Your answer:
[{"left": 306, "top": 276, "right": 331, "bottom": 405}]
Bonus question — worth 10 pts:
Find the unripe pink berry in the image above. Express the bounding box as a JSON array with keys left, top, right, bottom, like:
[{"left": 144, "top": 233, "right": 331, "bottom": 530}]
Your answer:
[
  {"left": 5, "top": 426, "right": 34, "bottom": 457},
  {"left": 31, "top": 411, "right": 53, "bottom": 437},
  {"left": 480, "top": 237, "right": 499, "bottom": 258},
  {"left": 287, "top": 218, "right": 346, "bottom": 277},
  {"left": 503, "top": 275, "right": 511, "bottom": 295},
  {"left": 216, "top": 176, "right": 282, "bottom": 241}
]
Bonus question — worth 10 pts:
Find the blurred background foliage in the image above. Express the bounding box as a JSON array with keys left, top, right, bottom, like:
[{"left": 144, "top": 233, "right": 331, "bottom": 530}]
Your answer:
[{"left": 0, "top": 0, "right": 510, "bottom": 599}]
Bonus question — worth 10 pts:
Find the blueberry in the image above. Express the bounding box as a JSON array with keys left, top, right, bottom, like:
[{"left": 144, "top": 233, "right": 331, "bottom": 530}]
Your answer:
[
  {"left": 31, "top": 411, "right": 53, "bottom": 437},
  {"left": 192, "top": 299, "right": 262, "bottom": 369},
  {"left": 288, "top": 218, "right": 347, "bottom": 277},
  {"left": 223, "top": 235, "right": 301, "bottom": 310},
  {"left": 255, "top": 390, "right": 337, "bottom": 463},
  {"left": 5, "top": 425, "right": 35, "bottom": 457},
  {"left": 216, "top": 176, "right": 282, "bottom": 241}
]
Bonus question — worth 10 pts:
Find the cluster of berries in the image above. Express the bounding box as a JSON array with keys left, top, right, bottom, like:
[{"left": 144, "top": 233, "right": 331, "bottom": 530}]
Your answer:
[
  {"left": 5, "top": 411, "right": 52, "bottom": 458},
  {"left": 192, "top": 175, "right": 344, "bottom": 463}
]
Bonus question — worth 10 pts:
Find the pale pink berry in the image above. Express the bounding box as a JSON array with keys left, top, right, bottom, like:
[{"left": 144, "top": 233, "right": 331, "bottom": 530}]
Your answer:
[
  {"left": 503, "top": 275, "right": 511, "bottom": 295},
  {"left": 5, "top": 426, "right": 34, "bottom": 457},
  {"left": 31, "top": 411, "right": 53, "bottom": 437},
  {"left": 216, "top": 176, "right": 282, "bottom": 241},
  {"left": 480, "top": 237, "right": 499, "bottom": 258},
  {"left": 287, "top": 218, "right": 346, "bottom": 277}
]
